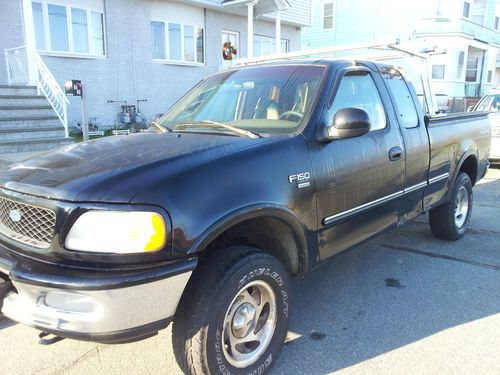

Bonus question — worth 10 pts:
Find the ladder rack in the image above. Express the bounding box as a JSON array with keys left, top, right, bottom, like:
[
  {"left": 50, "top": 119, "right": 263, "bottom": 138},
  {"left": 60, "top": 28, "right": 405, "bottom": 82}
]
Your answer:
[{"left": 233, "top": 39, "right": 429, "bottom": 66}]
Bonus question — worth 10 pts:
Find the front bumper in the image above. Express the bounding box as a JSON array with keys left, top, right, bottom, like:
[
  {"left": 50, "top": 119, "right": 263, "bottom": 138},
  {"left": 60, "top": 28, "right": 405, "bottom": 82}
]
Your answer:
[{"left": 0, "top": 250, "right": 196, "bottom": 343}]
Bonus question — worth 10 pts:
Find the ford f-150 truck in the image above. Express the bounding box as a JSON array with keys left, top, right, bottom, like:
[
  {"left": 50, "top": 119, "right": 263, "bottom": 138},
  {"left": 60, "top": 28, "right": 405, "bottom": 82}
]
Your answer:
[{"left": 0, "top": 59, "right": 491, "bottom": 374}]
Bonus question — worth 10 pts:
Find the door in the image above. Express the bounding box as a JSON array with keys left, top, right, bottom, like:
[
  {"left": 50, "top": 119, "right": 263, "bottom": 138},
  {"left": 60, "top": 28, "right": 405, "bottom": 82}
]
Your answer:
[
  {"left": 310, "top": 67, "right": 406, "bottom": 260},
  {"left": 379, "top": 67, "right": 430, "bottom": 221},
  {"left": 221, "top": 30, "right": 240, "bottom": 68}
]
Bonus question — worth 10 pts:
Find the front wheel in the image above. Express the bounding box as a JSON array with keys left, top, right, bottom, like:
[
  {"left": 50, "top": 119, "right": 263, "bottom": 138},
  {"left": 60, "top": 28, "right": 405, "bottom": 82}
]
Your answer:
[
  {"left": 429, "top": 172, "right": 473, "bottom": 241},
  {"left": 172, "top": 246, "right": 291, "bottom": 375}
]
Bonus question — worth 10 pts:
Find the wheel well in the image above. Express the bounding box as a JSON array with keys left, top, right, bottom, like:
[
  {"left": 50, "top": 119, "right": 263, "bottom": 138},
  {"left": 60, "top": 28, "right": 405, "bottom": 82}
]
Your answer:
[
  {"left": 459, "top": 155, "right": 478, "bottom": 185},
  {"left": 200, "top": 216, "right": 305, "bottom": 276}
]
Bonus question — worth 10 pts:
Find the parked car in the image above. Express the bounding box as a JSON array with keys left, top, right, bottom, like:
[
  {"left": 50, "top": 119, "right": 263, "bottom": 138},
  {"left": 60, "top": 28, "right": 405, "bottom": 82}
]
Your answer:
[
  {"left": 471, "top": 88, "right": 500, "bottom": 163},
  {"left": 0, "top": 59, "right": 491, "bottom": 375}
]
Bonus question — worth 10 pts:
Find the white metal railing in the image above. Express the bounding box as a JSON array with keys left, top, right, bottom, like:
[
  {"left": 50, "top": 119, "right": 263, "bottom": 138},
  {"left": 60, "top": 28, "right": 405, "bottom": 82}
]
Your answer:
[
  {"left": 4, "top": 46, "right": 69, "bottom": 137},
  {"left": 4, "top": 46, "right": 30, "bottom": 84},
  {"left": 33, "top": 52, "right": 70, "bottom": 137}
]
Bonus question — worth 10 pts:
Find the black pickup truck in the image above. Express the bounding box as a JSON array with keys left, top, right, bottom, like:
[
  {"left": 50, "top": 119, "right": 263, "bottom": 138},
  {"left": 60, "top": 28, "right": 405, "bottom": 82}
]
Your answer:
[{"left": 0, "top": 60, "right": 491, "bottom": 374}]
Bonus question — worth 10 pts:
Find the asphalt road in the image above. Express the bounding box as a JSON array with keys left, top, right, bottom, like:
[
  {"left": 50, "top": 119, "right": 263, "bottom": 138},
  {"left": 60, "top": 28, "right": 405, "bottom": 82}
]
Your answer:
[{"left": 1, "top": 168, "right": 499, "bottom": 375}]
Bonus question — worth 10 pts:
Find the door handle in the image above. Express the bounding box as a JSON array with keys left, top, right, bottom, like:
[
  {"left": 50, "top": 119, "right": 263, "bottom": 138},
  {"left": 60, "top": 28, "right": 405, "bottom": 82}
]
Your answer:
[{"left": 389, "top": 146, "right": 403, "bottom": 161}]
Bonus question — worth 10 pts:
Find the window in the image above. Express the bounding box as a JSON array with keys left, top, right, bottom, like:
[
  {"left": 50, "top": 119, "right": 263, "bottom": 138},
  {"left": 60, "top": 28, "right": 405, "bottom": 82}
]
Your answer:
[
  {"left": 150, "top": 21, "right": 204, "bottom": 64},
  {"left": 495, "top": 16, "right": 499, "bottom": 30},
  {"left": 151, "top": 22, "right": 165, "bottom": 60},
  {"left": 463, "top": 1, "right": 470, "bottom": 18},
  {"left": 253, "top": 35, "right": 289, "bottom": 57},
  {"left": 466, "top": 57, "right": 479, "bottom": 82},
  {"left": 432, "top": 65, "right": 445, "bottom": 79},
  {"left": 323, "top": 1, "right": 334, "bottom": 30},
  {"left": 380, "top": 68, "right": 419, "bottom": 129},
  {"left": 32, "top": 2, "right": 45, "bottom": 50},
  {"left": 457, "top": 52, "right": 465, "bottom": 79},
  {"left": 31, "top": 1, "right": 105, "bottom": 56},
  {"left": 487, "top": 70, "right": 493, "bottom": 83},
  {"left": 330, "top": 73, "right": 386, "bottom": 131}
]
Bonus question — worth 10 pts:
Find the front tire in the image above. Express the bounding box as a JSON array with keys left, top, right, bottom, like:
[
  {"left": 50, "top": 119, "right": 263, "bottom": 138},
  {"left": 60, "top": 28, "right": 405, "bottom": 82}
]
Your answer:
[
  {"left": 172, "top": 246, "right": 291, "bottom": 375},
  {"left": 429, "top": 172, "right": 473, "bottom": 241}
]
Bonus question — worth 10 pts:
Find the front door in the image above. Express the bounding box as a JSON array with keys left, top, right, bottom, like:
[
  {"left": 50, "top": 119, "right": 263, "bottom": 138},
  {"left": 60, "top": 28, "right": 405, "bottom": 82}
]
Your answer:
[{"left": 310, "top": 67, "right": 406, "bottom": 259}]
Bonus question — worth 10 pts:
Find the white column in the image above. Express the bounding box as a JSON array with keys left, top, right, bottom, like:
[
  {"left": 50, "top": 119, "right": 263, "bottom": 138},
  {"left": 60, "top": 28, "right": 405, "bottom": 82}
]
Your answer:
[
  {"left": 247, "top": 3, "right": 254, "bottom": 58},
  {"left": 21, "top": 0, "right": 38, "bottom": 85},
  {"left": 275, "top": 10, "right": 281, "bottom": 54}
]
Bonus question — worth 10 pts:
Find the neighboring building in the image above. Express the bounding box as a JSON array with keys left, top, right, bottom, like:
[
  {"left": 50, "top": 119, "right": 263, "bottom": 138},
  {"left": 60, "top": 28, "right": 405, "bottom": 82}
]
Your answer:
[
  {"left": 0, "top": 0, "right": 311, "bottom": 131},
  {"left": 302, "top": 0, "right": 500, "bottom": 103}
]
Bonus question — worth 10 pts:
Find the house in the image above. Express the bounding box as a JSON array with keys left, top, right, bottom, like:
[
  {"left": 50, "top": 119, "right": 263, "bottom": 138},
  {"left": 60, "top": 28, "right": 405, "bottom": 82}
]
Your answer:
[
  {"left": 0, "top": 0, "right": 310, "bottom": 152},
  {"left": 302, "top": 0, "right": 500, "bottom": 107}
]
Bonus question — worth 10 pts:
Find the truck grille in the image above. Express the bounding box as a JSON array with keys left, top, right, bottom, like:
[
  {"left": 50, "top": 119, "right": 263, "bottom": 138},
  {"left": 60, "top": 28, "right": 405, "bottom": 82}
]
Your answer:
[{"left": 0, "top": 196, "right": 56, "bottom": 249}]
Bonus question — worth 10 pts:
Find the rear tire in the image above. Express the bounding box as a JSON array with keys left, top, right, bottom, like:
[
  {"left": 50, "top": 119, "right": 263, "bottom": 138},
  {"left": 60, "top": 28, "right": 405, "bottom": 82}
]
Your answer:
[
  {"left": 429, "top": 172, "right": 473, "bottom": 241},
  {"left": 172, "top": 246, "right": 291, "bottom": 375}
]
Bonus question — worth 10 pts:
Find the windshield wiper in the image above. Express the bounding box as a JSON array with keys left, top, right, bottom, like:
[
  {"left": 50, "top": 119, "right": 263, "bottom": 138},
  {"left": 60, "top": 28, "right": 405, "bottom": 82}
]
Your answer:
[
  {"left": 150, "top": 121, "right": 172, "bottom": 133},
  {"left": 174, "top": 120, "right": 261, "bottom": 139}
]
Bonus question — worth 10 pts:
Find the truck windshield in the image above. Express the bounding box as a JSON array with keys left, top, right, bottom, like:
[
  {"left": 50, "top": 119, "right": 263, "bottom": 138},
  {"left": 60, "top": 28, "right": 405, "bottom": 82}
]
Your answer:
[
  {"left": 157, "top": 64, "right": 326, "bottom": 135},
  {"left": 475, "top": 94, "right": 500, "bottom": 112}
]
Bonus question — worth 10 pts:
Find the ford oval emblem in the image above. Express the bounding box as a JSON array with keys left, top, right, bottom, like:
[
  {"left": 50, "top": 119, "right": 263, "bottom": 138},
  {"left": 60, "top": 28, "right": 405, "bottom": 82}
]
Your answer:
[{"left": 9, "top": 209, "right": 22, "bottom": 222}]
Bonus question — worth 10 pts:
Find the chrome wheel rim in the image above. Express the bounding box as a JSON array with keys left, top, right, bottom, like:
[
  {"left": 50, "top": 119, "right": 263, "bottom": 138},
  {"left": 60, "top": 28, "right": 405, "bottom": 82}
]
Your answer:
[
  {"left": 222, "top": 280, "right": 277, "bottom": 368},
  {"left": 454, "top": 186, "right": 469, "bottom": 228}
]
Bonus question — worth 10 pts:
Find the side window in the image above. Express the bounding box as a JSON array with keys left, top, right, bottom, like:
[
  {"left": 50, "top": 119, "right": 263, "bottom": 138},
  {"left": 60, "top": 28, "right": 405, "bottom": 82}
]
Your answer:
[
  {"left": 330, "top": 72, "right": 386, "bottom": 131},
  {"left": 380, "top": 68, "right": 419, "bottom": 129}
]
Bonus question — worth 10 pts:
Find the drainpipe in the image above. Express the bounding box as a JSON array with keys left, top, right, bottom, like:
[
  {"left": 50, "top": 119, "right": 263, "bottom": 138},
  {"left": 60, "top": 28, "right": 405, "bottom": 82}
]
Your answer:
[
  {"left": 21, "top": 0, "right": 38, "bottom": 85},
  {"left": 275, "top": 10, "right": 281, "bottom": 54},
  {"left": 247, "top": 2, "right": 255, "bottom": 58}
]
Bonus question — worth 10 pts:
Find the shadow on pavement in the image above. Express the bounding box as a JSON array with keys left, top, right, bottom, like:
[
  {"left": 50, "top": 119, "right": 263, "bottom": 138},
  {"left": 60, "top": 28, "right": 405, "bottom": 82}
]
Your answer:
[
  {"left": 0, "top": 317, "right": 16, "bottom": 331},
  {"left": 274, "top": 173, "right": 500, "bottom": 374}
]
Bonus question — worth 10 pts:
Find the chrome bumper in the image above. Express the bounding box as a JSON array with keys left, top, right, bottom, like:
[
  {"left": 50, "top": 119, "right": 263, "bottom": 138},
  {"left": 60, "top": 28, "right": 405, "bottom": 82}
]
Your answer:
[{"left": 1, "top": 269, "right": 192, "bottom": 342}]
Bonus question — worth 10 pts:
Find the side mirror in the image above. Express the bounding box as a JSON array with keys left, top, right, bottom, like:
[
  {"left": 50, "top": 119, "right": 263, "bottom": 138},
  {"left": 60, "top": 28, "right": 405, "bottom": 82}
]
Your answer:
[
  {"left": 319, "top": 107, "right": 371, "bottom": 141},
  {"left": 467, "top": 105, "right": 474, "bottom": 112}
]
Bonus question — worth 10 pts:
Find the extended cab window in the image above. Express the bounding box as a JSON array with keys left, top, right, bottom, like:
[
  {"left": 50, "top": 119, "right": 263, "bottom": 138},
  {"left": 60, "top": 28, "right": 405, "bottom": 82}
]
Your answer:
[
  {"left": 329, "top": 72, "right": 386, "bottom": 131},
  {"left": 381, "top": 67, "right": 419, "bottom": 129}
]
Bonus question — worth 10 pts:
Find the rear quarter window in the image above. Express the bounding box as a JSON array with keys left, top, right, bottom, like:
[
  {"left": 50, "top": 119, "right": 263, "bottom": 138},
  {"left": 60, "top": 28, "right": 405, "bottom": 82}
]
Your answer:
[{"left": 380, "top": 67, "right": 419, "bottom": 129}]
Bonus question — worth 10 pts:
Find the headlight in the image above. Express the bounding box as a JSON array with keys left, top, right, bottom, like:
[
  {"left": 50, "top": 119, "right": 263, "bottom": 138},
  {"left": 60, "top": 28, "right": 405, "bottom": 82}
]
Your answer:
[{"left": 65, "top": 211, "right": 166, "bottom": 254}]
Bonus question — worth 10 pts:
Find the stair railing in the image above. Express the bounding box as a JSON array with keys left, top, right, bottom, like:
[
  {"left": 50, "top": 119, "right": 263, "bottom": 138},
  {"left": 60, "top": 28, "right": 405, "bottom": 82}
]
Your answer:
[{"left": 4, "top": 46, "right": 70, "bottom": 137}]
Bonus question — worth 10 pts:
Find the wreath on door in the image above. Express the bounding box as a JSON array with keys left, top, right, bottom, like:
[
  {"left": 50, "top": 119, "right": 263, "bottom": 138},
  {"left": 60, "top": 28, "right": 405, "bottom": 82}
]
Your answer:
[{"left": 222, "top": 41, "right": 237, "bottom": 61}]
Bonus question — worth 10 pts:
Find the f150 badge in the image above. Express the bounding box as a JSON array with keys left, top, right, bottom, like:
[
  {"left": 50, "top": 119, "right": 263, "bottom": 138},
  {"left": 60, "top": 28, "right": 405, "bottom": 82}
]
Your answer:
[{"left": 288, "top": 172, "right": 311, "bottom": 189}]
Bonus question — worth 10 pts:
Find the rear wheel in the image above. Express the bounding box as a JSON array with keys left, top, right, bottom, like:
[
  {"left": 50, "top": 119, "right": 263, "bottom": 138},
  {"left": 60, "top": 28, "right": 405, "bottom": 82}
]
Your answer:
[
  {"left": 172, "top": 246, "right": 291, "bottom": 375},
  {"left": 429, "top": 172, "right": 473, "bottom": 241}
]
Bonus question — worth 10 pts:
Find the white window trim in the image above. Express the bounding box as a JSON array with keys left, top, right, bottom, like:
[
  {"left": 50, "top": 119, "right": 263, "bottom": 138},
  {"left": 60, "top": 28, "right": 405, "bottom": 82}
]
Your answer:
[
  {"left": 431, "top": 64, "right": 446, "bottom": 80},
  {"left": 321, "top": 0, "right": 335, "bottom": 31},
  {"left": 253, "top": 34, "right": 289, "bottom": 57},
  {"left": 33, "top": 0, "right": 107, "bottom": 58},
  {"left": 151, "top": 19, "right": 205, "bottom": 66}
]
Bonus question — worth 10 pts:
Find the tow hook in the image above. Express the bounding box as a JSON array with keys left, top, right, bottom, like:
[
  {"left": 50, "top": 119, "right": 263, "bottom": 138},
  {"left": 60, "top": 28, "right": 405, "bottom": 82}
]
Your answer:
[{"left": 38, "top": 332, "right": 65, "bottom": 345}]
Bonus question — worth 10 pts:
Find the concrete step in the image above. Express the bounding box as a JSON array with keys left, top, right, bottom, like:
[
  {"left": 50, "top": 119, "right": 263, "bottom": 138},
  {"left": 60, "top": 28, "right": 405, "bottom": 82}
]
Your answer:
[
  {"left": 0, "top": 85, "right": 38, "bottom": 96},
  {"left": 0, "top": 116, "right": 61, "bottom": 129},
  {"left": 0, "top": 126, "right": 66, "bottom": 141},
  {"left": 0, "top": 105, "right": 55, "bottom": 117},
  {"left": 0, "top": 136, "right": 74, "bottom": 153},
  {"left": 0, "top": 95, "right": 49, "bottom": 106}
]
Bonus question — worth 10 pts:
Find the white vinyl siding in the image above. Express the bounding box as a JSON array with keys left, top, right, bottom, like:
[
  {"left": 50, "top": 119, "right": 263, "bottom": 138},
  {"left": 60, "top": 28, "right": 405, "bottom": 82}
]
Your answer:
[{"left": 31, "top": 0, "right": 106, "bottom": 57}]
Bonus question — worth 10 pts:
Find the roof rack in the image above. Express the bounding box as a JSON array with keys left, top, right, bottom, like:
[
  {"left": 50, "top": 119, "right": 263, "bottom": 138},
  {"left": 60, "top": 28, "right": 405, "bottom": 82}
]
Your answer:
[{"left": 233, "top": 39, "right": 429, "bottom": 66}]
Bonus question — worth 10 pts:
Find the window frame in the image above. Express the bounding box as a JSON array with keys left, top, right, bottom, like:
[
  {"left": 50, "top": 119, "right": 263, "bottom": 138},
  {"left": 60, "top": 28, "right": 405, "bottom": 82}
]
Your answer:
[
  {"left": 457, "top": 51, "right": 465, "bottom": 79},
  {"left": 322, "top": 0, "right": 334, "bottom": 30},
  {"left": 327, "top": 69, "right": 389, "bottom": 133},
  {"left": 32, "top": 0, "right": 107, "bottom": 58},
  {"left": 150, "top": 18, "right": 205, "bottom": 66},
  {"left": 431, "top": 64, "right": 446, "bottom": 80},
  {"left": 463, "top": 1, "right": 470, "bottom": 18},
  {"left": 253, "top": 34, "right": 289, "bottom": 57}
]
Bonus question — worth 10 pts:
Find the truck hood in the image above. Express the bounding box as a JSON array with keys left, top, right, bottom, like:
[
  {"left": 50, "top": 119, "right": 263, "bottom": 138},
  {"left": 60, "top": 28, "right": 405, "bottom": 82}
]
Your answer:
[{"left": 0, "top": 132, "right": 265, "bottom": 202}]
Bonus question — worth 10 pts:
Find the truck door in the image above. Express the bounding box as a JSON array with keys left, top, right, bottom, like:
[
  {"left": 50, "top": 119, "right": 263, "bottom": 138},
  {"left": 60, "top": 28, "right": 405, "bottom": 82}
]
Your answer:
[
  {"left": 379, "top": 67, "right": 430, "bottom": 221},
  {"left": 311, "top": 66, "right": 405, "bottom": 260}
]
